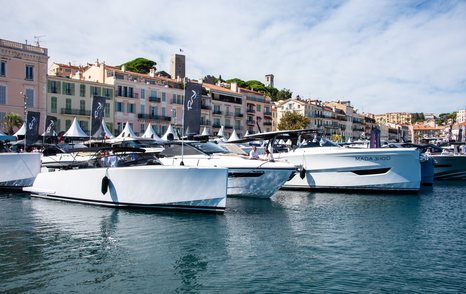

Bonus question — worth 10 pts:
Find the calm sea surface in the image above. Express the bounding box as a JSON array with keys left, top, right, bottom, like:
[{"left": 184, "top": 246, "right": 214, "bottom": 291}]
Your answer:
[{"left": 1, "top": 182, "right": 465, "bottom": 293}]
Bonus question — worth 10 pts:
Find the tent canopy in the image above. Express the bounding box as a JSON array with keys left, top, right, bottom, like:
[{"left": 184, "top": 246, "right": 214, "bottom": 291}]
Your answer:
[
  {"left": 117, "top": 122, "right": 138, "bottom": 138},
  {"left": 63, "top": 118, "right": 88, "bottom": 138}
]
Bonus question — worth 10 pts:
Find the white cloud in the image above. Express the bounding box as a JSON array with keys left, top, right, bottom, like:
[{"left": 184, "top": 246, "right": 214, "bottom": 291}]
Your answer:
[{"left": 2, "top": 0, "right": 465, "bottom": 114}]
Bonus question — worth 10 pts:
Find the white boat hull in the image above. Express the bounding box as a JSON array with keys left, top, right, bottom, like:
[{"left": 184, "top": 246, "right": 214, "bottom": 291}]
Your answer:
[
  {"left": 24, "top": 165, "right": 228, "bottom": 213},
  {"left": 0, "top": 153, "right": 41, "bottom": 189},
  {"left": 277, "top": 147, "right": 421, "bottom": 192},
  {"left": 159, "top": 156, "right": 296, "bottom": 198},
  {"left": 432, "top": 155, "right": 466, "bottom": 180}
]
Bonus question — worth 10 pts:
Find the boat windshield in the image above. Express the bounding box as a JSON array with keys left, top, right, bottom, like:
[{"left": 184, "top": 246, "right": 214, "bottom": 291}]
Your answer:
[
  {"left": 188, "top": 142, "right": 230, "bottom": 155},
  {"left": 298, "top": 137, "right": 339, "bottom": 148}
]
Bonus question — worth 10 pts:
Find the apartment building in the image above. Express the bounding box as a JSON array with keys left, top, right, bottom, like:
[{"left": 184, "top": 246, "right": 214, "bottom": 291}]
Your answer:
[
  {"left": 82, "top": 62, "right": 183, "bottom": 136},
  {"left": 47, "top": 63, "right": 114, "bottom": 133},
  {"left": 0, "top": 38, "right": 49, "bottom": 132},
  {"left": 202, "top": 83, "right": 244, "bottom": 138},
  {"left": 240, "top": 87, "right": 271, "bottom": 134},
  {"left": 457, "top": 109, "right": 466, "bottom": 124},
  {"left": 374, "top": 112, "right": 412, "bottom": 125}
]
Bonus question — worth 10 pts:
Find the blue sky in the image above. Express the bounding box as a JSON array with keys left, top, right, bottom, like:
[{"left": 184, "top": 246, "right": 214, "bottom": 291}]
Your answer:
[{"left": 2, "top": 0, "right": 466, "bottom": 115}]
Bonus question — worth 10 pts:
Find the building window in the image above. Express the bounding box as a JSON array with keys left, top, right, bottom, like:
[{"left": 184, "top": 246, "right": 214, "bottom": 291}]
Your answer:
[
  {"left": 65, "top": 119, "right": 71, "bottom": 130},
  {"left": 127, "top": 103, "right": 135, "bottom": 113},
  {"left": 64, "top": 83, "right": 72, "bottom": 95},
  {"left": 80, "top": 100, "right": 86, "bottom": 112},
  {"left": 65, "top": 98, "right": 71, "bottom": 111},
  {"left": 128, "top": 87, "right": 133, "bottom": 98},
  {"left": 141, "top": 89, "right": 145, "bottom": 99},
  {"left": 140, "top": 124, "right": 145, "bottom": 133},
  {"left": 116, "top": 102, "right": 123, "bottom": 112},
  {"left": 80, "top": 84, "right": 86, "bottom": 97},
  {"left": 0, "top": 85, "right": 5, "bottom": 104},
  {"left": 256, "top": 104, "right": 261, "bottom": 112},
  {"left": 162, "top": 92, "right": 166, "bottom": 102},
  {"left": 150, "top": 106, "right": 157, "bottom": 116},
  {"left": 0, "top": 61, "right": 5, "bottom": 76},
  {"left": 105, "top": 103, "right": 110, "bottom": 117},
  {"left": 172, "top": 109, "right": 176, "bottom": 119},
  {"left": 51, "top": 96, "right": 57, "bottom": 113},
  {"left": 140, "top": 105, "right": 145, "bottom": 115},
  {"left": 161, "top": 107, "right": 165, "bottom": 116},
  {"left": 48, "top": 80, "right": 60, "bottom": 93},
  {"left": 103, "top": 88, "right": 113, "bottom": 98},
  {"left": 25, "top": 65, "right": 33, "bottom": 80},
  {"left": 150, "top": 90, "right": 157, "bottom": 98},
  {"left": 90, "top": 86, "right": 100, "bottom": 97},
  {"left": 25, "top": 89, "right": 34, "bottom": 107}
]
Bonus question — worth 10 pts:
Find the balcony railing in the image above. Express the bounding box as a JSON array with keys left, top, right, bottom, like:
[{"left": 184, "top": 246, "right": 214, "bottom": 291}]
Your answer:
[
  {"left": 264, "top": 121, "right": 272, "bottom": 126},
  {"left": 171, "top": 99, "right": 183, "bottom": 105},
  {"left": 264, "top": 111, "right": 272, "bottom": 116},
  {"left": 201, "top": 119, "right": 211, "bottom": 126},
  {"left": 224, "top": 125, "right": 233, "bottom": 129},
  {"left": 247, "top": 120, "right": 255, "bottom": 125},
  {"left": 149, "top": 96, "right": 161, "bottom": 103},
  {"left": 201, "top": 104, "right": 211, "bottom": 110},
  {"left": 213, "top": 110, "right": 223, "bottom": 115},
  {"left": 247, "top": 109, "right": 255, "bottom": 113},
  {"left": 212, "top": 123, "right": 222, "bottom": 128},
  {"left": 234, "top": 113, "right": 243, "bottom": 117},
  {"left": 61, "top": 108, "right": 91, "bottom": 116},
  {"left": 224, "top": 112, "right": 233, "bottom": 117},
  {"left": 137, "top": 114, "right": 171, "bottom": 121}
]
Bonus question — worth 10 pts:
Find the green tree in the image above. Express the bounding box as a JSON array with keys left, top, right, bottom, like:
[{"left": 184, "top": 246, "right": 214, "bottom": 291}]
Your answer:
[
  {"left": 203, "top": 75, "right": 219, "bottom": 85},
  {"left": 120, "top": 57, "right": 157, "bottom": 74},
  {"left": 1, "top": 112, "right": 23, "bottom": 135},
  {"left": 225, "top": 78, "right": 247, "bottom": 87},
  {"left": 276, "top": 88, "right": 293, "bottom": 101},
  {"left": 278, "top": 111, "right": 310, "bottom": 130}
]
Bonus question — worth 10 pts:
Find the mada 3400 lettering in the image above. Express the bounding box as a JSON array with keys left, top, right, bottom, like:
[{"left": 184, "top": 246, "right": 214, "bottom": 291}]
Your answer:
[{"left": 355, "top": 156, "right": 391, "bottom": 161}]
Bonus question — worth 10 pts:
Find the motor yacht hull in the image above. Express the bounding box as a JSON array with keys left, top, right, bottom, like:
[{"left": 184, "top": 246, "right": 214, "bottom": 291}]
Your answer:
[
  {"left": 277, "top": 147, "right": 421, "bottom": 192},
  {"left": 0, "top": 153, "right": 41, "bottom": 189},
  {"left": 432, "top": 155, "right": 466, "bottom": 180},
  {"left": 159, "top": 156, "right": 296, "bottom": 198},
  {"left": 24, "top": 165, "right": 228, "bottom": 213}
]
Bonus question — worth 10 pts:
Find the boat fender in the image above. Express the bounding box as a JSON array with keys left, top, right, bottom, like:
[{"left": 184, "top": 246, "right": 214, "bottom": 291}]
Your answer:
[
  {"left": 101, "top": 176, "right": 110, "bottom": 195},
  {"left": 299, "top": 168, "right": 306, "bottom": 179}
]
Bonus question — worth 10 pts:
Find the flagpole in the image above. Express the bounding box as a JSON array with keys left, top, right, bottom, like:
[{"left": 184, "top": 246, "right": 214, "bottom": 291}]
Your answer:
[{"left": 180, "top": 79, "right": 185, "bottom": 166}]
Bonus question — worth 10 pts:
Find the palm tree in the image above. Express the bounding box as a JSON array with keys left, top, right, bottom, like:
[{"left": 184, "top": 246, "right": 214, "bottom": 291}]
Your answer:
[{"left": 1, "top": 112, "right": 23, "bottom": 135}]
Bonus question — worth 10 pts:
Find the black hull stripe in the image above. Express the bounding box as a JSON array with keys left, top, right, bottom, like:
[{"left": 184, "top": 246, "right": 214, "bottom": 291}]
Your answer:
[
  {"left": 30, "top": 194, "right": 225, "bottom": 213},
  {"left": 281, "top": 186, "right": 419, "bottom": 194}
]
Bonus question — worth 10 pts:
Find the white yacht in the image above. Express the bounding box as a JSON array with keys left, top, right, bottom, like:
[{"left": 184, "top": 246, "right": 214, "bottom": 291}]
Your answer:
[
  {"left": 0, "top": 152, "right": 42, "bottom": 189},
  {"left": 158, "top": 141, "right": 297, "bottom": 198},
  {"left": 239, "top": 130, "right": 421, "bottom": 192},
  {"left": 24, "top": 147, "right": 228, "bottom": 213},
  {"left": 1, "top": 133, "right": 41, "bottom": 189}
]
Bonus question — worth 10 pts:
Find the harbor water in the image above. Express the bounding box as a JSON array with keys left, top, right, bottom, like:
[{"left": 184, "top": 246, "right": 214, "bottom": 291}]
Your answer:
[{"left": 1, "top": 182, "right": 465, "bottom": 293}]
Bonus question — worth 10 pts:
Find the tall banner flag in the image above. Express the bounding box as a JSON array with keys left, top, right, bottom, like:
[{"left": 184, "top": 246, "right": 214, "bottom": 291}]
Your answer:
[
  {"left": 369, "top": 126, "right": 381, "bottom": 148},
  {"left": 458, "top": 126, "right": 463, "bottom": 142},
  {"left": 184, "top": 82, "right": 202, "bottom": 135},
  {"left": 91, "top": 96, "right": 106, "bottom": 138},
  {"left": 44, "top": 115, "right": 57, "bottom": 137},
  {"left": 26, "top": 111, "right": 40, "bottom": 146}
]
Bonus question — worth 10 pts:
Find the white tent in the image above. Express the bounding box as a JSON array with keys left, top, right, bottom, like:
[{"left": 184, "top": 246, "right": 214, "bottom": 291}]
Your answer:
[
  {"left": 228, "top": 129, "right": 240, "bottom": 142},
  {"left": 63, "top": 117, "right": 88, "bottom": 138},
  {"left": 142, "top": 123, "right": 162, "bottom": 141},
  {"left": 217, "top": 125, "right": 225, "bottom": 138},
  {"left": 201, "top": 127, "right": 209, "bottom": 136},
  {"left": 101, "top": 120, "right": 115, "bottom": 139},
  {"left": 117, "top": 122, "right": 138, "bottom": 138},
  {"left": 161, "top": 124, "right": 179, "bottom": 141},
  {"left": 13, "top": 122, "right": 26, "bottom": 136},
  {"left": 244, "top": 130, "right": 250, "bottom": 137}
]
